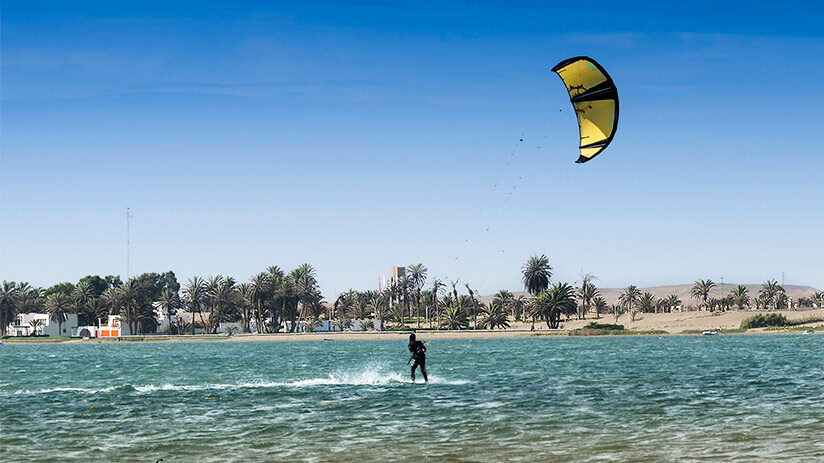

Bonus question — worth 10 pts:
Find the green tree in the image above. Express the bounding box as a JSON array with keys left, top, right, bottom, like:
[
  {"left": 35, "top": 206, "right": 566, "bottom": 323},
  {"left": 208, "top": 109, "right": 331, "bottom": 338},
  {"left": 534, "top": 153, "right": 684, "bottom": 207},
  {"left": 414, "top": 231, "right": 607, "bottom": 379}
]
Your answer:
[
  {"left": 730, "top": 285, "right": 749, "bottom": 310},
  {"left": 430, "top": 279, "right": 445, "bottom": 329},
  {"left": 638, "top": 292, "right": 657, "bottom": 313},
  {"left": 100, "top": 287, "right": 122, "bottom": 322},
  {"left": 663, "top": 294, "right": 681, "bottom": 313},
  {"left": 440, "top": 303, "right": 469, "bottom": 330},
  {"left": 522, "top": 254, "right": 552, "bottom": 296},
  {"left": 480, "top": 302, "right": 510, "bottom": 330},
  {"left": 811, "top": 291, "right": 824, "bottom": 308},
  {"left": 183, "top": 276, "right": 206, "bottom": 334},
  {"left": 72, "top": 281, "right": 97, "bottom": 325},
  {"left": 577, "top": 274, "right": 599, "bottom": 319},
  {"left": 157, "top": 288, "right": 181, "bottom": 334},
  {"left": 619, "top": 285, "right": 641, "bottom": 320},
  {"left": 592, "top": 296, "right": 608, "bottom": 319},
  {"left": 522, "top": 254, "right": 552, "bottom": 330},
  {"left": 533, "top": 283, "right": 577, "bottom": 329},
  {"left": 465, "top": 283, "right": 480, "bottom": 330},
  {"left": 85, "top": 298, "right": 109, "bottom": 331},
  {"left": 691, "top": 279, "right": 717, "bottom": 310},
  {"left": 407, "top": 264, "right": 428, "bottom": 329},
  {"left": 0, "top": 281, "right": 20, "bottom": 336},
  {"left": 759, "top": 280, "right": 785, "bottom": 310},
  {"left": 291, "top": 264, "right": 322, "bottom": 332},
  {"left": 248, "top": 273, "right": 270, "bottom": 334},
  {"left": 493, "top": 290, "right": 515, "bottom": 318},
  {"left": 45, "top": 293, "right": 72, "bottom": 336}
]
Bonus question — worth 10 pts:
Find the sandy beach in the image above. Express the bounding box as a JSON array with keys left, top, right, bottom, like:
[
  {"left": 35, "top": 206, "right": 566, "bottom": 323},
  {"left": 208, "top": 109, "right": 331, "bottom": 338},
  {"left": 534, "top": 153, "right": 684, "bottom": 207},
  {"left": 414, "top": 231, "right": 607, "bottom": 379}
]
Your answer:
[{"left": 5, "top": 309, "right": 822, "bottom": 344}]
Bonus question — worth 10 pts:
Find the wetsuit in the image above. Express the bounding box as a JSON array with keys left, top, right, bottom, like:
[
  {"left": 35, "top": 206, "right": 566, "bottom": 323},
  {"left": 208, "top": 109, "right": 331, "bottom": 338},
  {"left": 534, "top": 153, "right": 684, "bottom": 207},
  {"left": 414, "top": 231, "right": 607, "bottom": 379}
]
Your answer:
[{"left": 409, "top": 339, "right": 428, "bottom": 382}]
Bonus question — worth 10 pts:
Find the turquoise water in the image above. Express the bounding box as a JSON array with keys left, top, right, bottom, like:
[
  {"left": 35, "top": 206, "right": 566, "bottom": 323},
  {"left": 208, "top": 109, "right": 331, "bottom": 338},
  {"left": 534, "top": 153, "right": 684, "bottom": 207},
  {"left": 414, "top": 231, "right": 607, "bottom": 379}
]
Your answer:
[{"left": 2, "top": 335, "right": 823, "bottom": 462}]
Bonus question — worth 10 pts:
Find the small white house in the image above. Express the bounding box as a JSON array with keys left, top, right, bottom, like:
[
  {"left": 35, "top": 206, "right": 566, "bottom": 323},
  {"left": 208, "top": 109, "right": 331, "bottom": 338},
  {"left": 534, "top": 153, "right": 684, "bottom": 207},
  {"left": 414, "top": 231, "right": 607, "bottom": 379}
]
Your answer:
[{"left": 8, "top": 313, "right": 78, "bottom": 337}]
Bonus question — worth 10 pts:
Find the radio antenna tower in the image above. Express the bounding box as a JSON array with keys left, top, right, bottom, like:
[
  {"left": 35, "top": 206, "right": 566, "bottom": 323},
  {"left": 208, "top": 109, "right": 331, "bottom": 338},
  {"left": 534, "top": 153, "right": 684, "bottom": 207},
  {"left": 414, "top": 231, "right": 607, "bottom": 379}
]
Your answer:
[{"left": 126, "top": 206, "right": 133, "bottom": 279}]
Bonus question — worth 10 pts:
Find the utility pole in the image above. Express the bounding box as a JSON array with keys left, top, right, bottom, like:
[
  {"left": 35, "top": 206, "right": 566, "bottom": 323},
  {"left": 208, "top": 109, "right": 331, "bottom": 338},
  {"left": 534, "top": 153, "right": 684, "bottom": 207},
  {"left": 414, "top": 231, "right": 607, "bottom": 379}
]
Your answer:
[
  {"left": 126, "top": 206, "right": 132, "bottom": 279},
  {"left": 781, "top": 271, "right": 786, "bottom": 287}
]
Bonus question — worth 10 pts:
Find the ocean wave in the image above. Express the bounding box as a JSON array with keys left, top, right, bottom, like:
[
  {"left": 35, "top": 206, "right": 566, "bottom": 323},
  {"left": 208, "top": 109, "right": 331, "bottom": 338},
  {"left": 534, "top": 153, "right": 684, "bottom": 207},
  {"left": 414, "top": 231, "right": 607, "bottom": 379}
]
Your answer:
[{"left": 12, "top": 365, "right": 469, "bottom": 396}]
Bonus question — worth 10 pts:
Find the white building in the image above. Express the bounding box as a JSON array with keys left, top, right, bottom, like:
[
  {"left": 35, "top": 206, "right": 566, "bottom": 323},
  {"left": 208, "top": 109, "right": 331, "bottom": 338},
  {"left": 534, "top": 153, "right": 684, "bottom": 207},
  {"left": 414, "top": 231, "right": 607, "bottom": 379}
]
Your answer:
[{"left": 7, "top": 313, "right": 79, "bottom": 337}]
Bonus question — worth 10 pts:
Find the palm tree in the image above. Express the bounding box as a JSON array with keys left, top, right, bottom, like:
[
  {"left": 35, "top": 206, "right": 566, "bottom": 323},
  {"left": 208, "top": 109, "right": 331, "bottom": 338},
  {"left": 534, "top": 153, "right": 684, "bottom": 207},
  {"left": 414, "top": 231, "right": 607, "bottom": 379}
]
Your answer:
[
  {"left": 577, "top": 274, "right": 599, "bottom": 319},
  {"left": 812, "top": 291, "right": 824, "bottom": 308},
  {"left": 760, "top": 280, "right": 785, "bottom": 310},
  {"left": 183, "top": 276, "right": 206, "bottom": 334},
  {"left": 248, "top": 273, "right": 270, "bottom": 333},
  {"left": 86, "top": 298, "right": 109, "bottom": 332},
  {"left": 236, "top": 283, "right": 252, "bottom": 333},
  {"left": 72, "top": 281, "right": 96, "bottom": 325},
  {"left": 691, "top": 279, "right": 717, "bottom": 310},
  {"left": 522, "top": 254, "right": 552, "bottom": 296},
  {"left": 277, "top": 275, "right": 296, "bottom": 332},
  {"left": 480, "top": 303, "right": 510, "bottom": 330},
  {"left": 513, "top": 295, "right": 528, "bottom": 321},
  {"left": 16, "top": 283, "right": 43, "bottom": 315},
  {"left": 119, "top": 278, "right": 143, "bottom": 335},
  {"left": 730, "top": 285, "right": 749, "bottom": 310},
  {"left": 440, "top": 303, "right": 469, "bottom": 330},
  {"left": 592, "top": 296, "right": 608, "bottom": 319},
  {"left": 430, "top": 279, "right": 445, "bottom": 329},
  {"left": 291, "top": 264, "right": 321, "bottom": 332},
  {"left": 28, "top": 318, "right": 44, "bottom": 336},
  {"left": 101, "top": 287, "right": 122, "bottom": 324},
  {"left": 663, "top": 294, "right": 681, "bottom": 313},
  {"left": 407, "top": 264, "right": 427, "bottom": 329},
  {"left": 157, "top": 288, "right": 181, "bottom": 334},
  {"left": 0, "top": 281, "right": 20, "bottom": 336},
  {"left": 619, "top": 285, "right": 641, "bottom": 320},
  {"left": 638, "top": 292, "right": 657, "bottom": 313},
  {"left": 523, "top": 254, "right": 552, "bottom": 330},
  {"left": 532, "top": 283, "right": 577, "bottom": 329},
  {"left": 267, "top": 266, "right": 285, "bottom": 331},
  {"left": 45, "top": 293, "right": 72, "bottom": 336},
  {"left": 204, "top": 275, "right": 224, "bottom": 333},
  {"left": 465, "top": 283, "right": 479, "bottom": 329},
  {"left": 367, "top": 296, "right": 386, "bottom": 330},
  {"left": 611, "top": 304, "right": 624, "bottom": 324},
  {"left": 449, "top": 279, "right": 460, "bottom": 325},
  {"left": 493, "top": 290, "right": 515, "bottom": 318}
]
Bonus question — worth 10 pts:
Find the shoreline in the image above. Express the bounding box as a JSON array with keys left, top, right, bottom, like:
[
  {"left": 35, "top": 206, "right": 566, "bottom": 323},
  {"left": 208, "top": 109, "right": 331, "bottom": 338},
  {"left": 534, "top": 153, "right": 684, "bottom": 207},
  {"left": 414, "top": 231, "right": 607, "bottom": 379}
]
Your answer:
[
  {"left": 4, "top": 309, "right": 822, "bottom": 345},
  {"left": 3, "top": 325, "right": 820, "bottom": 345}
]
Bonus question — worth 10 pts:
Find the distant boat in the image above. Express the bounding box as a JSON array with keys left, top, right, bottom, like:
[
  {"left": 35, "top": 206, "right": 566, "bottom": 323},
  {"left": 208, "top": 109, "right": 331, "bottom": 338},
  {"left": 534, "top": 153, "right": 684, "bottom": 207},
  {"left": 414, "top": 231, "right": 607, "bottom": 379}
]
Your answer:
[
  {"left": 802, "top": 330, "right": 814, "bottom": 335},
  {"left": 702, "top": 331, "right": 719, "bottom": 336}
]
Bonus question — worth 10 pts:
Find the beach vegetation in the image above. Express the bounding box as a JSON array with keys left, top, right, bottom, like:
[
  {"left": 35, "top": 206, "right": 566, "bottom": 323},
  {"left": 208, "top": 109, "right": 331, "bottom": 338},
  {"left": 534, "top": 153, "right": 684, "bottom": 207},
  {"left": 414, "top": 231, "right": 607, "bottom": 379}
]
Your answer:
[
  {"left": 440, "top": 303, "right": 469, "bottom": 330},
  {"left": 480, "top": 302, "right": 510, "bottom": 330},
  {"left": 576, "top": 273, "right": 599, "bottom": 319},
  {"left": 740, "top": 313, "right": 789, "bottom": 329},
  {"left": 619, "top": 286, "right": 641, "bottom": 320},
  {"left": 730, "top": 285, "right": 749, "bottom": 310},
  {"left": 691, "top": 279, "right": 717, "bottom": 310},
  {"left": 758, "top": 280, "right": 786, "bottom": 311},
  {"left": 532, "top": 283, "right": 577, "bottom": 329},
  {"left": 638, "top": 292, "right": 657, "bottom": 313}
]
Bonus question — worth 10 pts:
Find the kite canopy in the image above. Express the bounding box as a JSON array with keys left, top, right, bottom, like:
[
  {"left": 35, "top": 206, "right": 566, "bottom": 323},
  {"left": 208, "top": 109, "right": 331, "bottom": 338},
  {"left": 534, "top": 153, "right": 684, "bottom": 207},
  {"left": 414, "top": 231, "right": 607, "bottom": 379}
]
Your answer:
[{"left": 551, "top": 56, "right": 618, "bottom": 163}]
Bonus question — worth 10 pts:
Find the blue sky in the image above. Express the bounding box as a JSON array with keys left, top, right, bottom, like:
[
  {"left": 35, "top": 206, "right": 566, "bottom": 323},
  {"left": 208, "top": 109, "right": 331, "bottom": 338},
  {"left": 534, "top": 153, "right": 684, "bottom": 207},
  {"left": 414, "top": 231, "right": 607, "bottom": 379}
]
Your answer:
[{"left": 2, "top": 1, "right": 823, "bottom": 296}]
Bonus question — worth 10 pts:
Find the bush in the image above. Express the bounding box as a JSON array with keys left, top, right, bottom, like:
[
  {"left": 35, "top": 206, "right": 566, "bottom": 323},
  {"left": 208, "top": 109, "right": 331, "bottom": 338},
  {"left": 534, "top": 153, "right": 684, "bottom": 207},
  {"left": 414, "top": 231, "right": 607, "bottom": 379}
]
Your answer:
[
  {"left": 585, "top": 322, "right": 625, "bottom": 331},
  {"left": 740, "top": 313, "right": 789, "bottom": 329}
]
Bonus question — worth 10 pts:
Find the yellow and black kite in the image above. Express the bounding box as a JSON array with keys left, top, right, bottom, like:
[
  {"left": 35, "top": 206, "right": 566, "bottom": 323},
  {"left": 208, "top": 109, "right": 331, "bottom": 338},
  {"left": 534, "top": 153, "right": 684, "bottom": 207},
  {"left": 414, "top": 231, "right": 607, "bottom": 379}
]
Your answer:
[{"left": 552, "top": 56, "right": 618, "bottom": 163}]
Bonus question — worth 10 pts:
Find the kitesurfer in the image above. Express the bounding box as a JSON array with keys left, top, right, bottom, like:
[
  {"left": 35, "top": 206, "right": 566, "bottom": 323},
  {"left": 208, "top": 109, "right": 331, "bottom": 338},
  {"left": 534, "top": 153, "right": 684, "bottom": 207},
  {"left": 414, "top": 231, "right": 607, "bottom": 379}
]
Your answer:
[{"left": 408, "top": 333, "right": 428, "bottom": 383}]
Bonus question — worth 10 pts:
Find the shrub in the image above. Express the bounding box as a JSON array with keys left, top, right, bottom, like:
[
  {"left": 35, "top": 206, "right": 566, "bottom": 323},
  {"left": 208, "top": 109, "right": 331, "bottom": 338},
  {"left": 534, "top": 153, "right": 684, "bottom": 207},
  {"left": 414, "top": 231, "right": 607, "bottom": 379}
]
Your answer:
[
  {"left": 585, "top": 322, "right": 625, "bottom": 331},
  {"left": 740, "top": 313, "right": 789, "bottom": 329}
]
